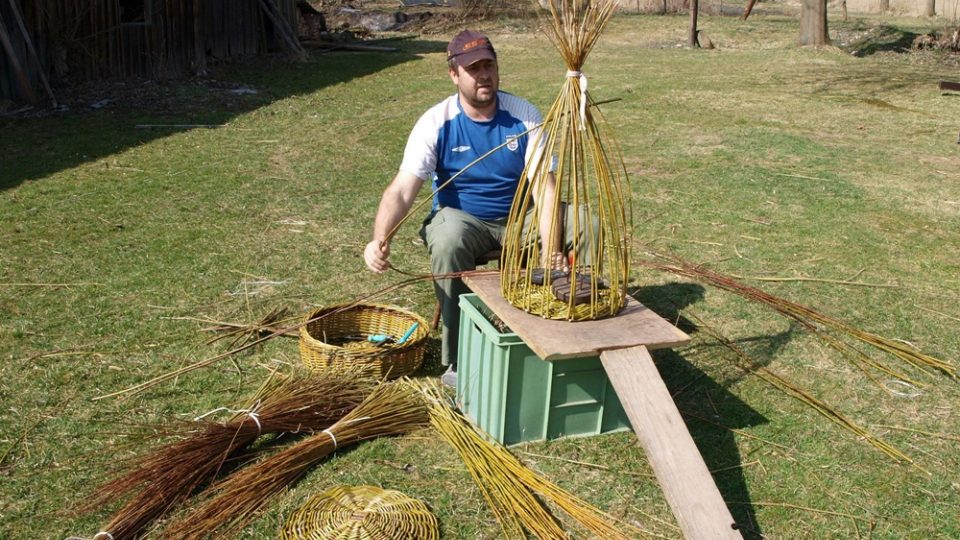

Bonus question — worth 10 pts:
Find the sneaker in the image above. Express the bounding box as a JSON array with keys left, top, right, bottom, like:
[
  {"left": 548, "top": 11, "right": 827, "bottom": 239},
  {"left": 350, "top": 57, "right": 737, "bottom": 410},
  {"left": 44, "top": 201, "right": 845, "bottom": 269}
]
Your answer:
[{"left": 441, "top": 366, "right": 458, "bottom": 388}]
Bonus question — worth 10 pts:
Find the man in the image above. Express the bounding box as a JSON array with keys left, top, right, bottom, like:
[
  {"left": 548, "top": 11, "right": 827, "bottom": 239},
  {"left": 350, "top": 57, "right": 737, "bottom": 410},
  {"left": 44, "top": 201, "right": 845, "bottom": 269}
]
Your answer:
[{"left": 363, "top": 30, "right": 564, "bottom": 387}]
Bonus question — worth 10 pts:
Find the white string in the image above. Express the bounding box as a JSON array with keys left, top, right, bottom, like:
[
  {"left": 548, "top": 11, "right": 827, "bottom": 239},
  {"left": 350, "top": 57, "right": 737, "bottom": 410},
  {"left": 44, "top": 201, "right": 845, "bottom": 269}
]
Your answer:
[
  {"left": 323, "top": 428, "right": 338, "bottom": 449},
  {"left": 93, "top": 532, "right": 115, "bottom": 540},
  {"left": 566, "top": 70, "right": 588, "bottom": 129},
  {"left": 245, "top": 412, "right": 262, "bottom": 436},
  {"left": 193, "top": 407, "right": 230, "bottom": 421},
  {"left": 193, "top": 406, "right": 262, "bottom": 436}
]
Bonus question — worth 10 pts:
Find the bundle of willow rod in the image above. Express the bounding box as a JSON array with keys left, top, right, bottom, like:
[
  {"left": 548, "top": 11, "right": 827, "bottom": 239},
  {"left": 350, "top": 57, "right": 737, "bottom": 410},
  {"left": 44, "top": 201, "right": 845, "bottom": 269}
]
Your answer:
[
  {"left": 684, "top": 309, "right": 916, "bottom": 465},
  {"left": 161, "top": 379, "right": 428, "bottom": 540},
  {"left": 82, "top": 371, "right": 374, "bottom": 540},
  {"left": 501, "top": 0, "right": 630, "bottom": 321},
  {"left": 415, "top": 380, "right": 648, "bottom": 540},
  {"left": 639, "top": 252, "right": 957, "bottom": 382}
]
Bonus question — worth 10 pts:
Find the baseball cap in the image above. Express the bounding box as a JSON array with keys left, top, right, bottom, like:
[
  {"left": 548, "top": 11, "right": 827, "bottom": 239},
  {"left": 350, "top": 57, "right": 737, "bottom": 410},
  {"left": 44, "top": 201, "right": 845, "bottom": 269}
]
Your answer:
[{"left": 447, "top": 30, "right": 496, "bottom": 68}]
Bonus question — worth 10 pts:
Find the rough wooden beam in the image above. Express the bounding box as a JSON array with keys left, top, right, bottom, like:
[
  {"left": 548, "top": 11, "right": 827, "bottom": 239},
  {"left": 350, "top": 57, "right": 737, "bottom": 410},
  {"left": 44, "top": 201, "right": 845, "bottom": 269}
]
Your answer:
[
  {"left": 939, "top": 80, "right": 960, "bottom": 93},
  {"left": 7, "top": 0, "right": 56, "bottom": 106},
  {"left": 0, "top": 8, "right": 37, "bottom": 104}
]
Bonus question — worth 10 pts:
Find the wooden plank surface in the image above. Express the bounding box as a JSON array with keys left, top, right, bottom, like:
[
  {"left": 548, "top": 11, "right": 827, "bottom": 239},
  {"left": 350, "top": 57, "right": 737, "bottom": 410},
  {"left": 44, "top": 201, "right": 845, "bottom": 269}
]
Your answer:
[
  {"left": 463, "top": 272, "right": 690, "bottom": 361},
  {"left": 601, "top": 346, "right": 743, "bottom": 540}
]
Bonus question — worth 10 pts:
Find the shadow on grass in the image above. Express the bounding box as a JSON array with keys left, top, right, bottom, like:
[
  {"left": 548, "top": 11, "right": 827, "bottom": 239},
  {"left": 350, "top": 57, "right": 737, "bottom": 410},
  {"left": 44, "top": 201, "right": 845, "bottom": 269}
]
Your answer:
[
  {"left": 840, "top": 24, "right": 921, "bottom": 57},
  {"left": 0, "top": 38, "right": 446, "bottom": 191},
  {"left": 632, "top": 281, "right": 800, "bottom": 539}
]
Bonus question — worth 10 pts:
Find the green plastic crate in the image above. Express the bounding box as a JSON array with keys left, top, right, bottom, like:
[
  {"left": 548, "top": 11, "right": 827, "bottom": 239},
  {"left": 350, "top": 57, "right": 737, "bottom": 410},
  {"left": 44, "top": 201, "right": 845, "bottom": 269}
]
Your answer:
[{"left": 456, "top": 293, "right": 631, "bottom": 446}]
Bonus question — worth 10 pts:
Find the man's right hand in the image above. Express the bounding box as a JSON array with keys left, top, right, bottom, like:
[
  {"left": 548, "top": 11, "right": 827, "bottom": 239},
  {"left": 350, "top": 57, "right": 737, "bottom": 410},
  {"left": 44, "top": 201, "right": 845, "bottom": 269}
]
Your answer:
[{"left": 364, "top": 240, "right": 391, "bottom": 273}]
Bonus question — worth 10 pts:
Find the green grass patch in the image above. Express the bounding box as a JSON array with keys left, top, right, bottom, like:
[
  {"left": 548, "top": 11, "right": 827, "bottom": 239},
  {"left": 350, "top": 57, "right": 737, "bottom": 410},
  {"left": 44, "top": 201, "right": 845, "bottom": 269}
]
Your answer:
[{"left": 2, "top": 7, "right": 959, "bottom": 539}]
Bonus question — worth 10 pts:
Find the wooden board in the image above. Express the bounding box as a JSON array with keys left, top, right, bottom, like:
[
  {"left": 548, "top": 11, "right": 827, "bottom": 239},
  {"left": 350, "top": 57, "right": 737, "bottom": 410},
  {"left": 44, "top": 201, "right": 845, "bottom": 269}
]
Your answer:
[
  {"left": 463, "top": 272, "right": 690, "bottom": 361},
  {"left": 601, "top": 346, "right": 743, "bottom": 540}
]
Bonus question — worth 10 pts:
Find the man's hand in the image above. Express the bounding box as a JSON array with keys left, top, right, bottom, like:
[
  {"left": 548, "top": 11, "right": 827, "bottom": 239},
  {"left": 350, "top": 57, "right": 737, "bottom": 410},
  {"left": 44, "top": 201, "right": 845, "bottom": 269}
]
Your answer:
[
  {"left": 364, "top": 240, "right": 391, "bottom": 273},
  {"left": 543, "top": 251, "right": 569, "bottom": 273}
]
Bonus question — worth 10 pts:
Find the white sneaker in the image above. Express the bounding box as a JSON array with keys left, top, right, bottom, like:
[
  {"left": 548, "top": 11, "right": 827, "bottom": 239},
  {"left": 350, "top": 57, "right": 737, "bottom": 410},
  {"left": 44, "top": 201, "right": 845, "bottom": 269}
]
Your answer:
[{"left": 441, "top": 366, "right": 457, "bottom": 388}]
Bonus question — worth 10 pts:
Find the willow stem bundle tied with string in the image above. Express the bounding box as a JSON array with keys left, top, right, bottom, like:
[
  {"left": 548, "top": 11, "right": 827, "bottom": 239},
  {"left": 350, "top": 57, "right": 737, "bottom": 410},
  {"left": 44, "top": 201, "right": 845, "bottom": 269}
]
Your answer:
[
  {"left": 79, "top": 371, "right": 374, "bottom": 540},
  {"left": 501, "top": 0, "right": 631, "bottom": 321},
  {"left": 161, "top": 379, "right": 428, "bottom": 540},
  {"left": 415, "top": 380, "right": 651, "bottom": 540}
]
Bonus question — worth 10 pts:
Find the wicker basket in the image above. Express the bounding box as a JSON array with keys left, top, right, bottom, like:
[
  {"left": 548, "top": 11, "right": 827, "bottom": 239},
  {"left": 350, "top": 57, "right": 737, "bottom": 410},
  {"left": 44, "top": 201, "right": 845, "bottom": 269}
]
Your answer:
[
  {"left": 280, "top": 485, "right": 439, "bottom": 540},
  {"left": 299, "top": 303, "right": 429, "bottom": 379}
]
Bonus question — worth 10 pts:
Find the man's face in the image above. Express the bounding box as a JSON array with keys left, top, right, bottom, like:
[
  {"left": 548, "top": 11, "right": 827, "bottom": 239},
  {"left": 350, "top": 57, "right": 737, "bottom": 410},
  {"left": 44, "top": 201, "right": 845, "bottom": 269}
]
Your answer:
[{"left": 450, "top": 58, "right": 499, "bottom": 111}]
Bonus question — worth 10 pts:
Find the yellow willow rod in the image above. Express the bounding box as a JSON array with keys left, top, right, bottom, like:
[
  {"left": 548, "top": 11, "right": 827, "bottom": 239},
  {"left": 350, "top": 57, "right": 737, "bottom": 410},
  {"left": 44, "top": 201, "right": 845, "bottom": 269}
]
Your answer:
[
  {"left": 380, "top": 98, "right": 622, "bottom": 248},
  {"left": 92, "top": 269, "right": 498, "bottom": 400}
]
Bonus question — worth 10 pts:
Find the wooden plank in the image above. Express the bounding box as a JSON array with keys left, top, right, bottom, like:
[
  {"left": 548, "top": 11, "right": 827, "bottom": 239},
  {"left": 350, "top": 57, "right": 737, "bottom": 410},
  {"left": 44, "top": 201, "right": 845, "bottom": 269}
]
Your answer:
[
  {"left": 939, "top": 80, "right": 960, "bottom": 92},
  {"left": 463, "top": 272, "right": 689, "bottom": 361},
  {"left": 601, "top": 346, "right": 743, "bottom": 540}
]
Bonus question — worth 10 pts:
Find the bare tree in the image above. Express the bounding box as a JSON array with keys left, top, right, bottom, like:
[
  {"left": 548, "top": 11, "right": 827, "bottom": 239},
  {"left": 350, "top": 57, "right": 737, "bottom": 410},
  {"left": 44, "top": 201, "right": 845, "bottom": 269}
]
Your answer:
[
  {"left": 799, "top": 0, "right": 830, "bottom": 46},
  {"left": 923, "top": 0, "right": 935, "bottom": 16},
  {"left": 689, "top": 0, "right": 700, "bottom": 47}
]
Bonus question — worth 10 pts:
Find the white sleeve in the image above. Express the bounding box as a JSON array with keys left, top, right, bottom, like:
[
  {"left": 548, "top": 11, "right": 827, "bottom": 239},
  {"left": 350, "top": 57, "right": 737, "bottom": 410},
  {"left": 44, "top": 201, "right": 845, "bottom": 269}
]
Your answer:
[{"left": 398, "top": 104, "right": 444, "bottom": 181}]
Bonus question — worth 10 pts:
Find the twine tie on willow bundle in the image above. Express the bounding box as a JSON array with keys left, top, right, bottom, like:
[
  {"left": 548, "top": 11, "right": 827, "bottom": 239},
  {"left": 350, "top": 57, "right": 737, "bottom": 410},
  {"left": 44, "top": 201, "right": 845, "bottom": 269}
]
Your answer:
[
  {"left": 501, "top": 0, "right": 631, "bottom": 322},
  {"left": 160, "top": 380, "right": 428, "bottom": 540},
  {"left": 77, "top": 372, "right": 374, "bottom": 540},
  {"left": 194, "top": 405, "right": 263, "bottom": 436},
  {"left": 566, "top": 70, "right": 588, "bottom": 126}
]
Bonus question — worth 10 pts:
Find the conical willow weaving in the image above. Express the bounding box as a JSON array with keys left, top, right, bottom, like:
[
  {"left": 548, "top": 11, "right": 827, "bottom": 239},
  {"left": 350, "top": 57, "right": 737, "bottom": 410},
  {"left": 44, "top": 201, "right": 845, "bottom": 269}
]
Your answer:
[
  {"left": 280, "top": 485, "right": 439, "bottom": 540},
  {"left": 501, "top": 0, "right": 631, "bottom": 321}
]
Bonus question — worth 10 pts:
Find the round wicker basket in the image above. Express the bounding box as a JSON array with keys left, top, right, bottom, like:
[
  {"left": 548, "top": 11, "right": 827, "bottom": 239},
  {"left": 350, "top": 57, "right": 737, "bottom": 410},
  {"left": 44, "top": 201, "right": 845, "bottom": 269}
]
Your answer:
[
  {"left": 299, "top": 303, "right": 429, "bottom": 379},
  {"left": 280, "top": 485, "right": 439, "bottom": 540}
]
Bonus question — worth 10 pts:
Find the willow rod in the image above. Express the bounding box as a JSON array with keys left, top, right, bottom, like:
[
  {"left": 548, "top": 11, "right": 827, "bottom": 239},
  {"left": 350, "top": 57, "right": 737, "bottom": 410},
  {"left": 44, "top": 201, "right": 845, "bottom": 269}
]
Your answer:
[
  {"left": 92, "top": 269, "right": 496, "bottom": 400},
  {"left": 379, "top": 98, "right": 622, "bottom": 249}
]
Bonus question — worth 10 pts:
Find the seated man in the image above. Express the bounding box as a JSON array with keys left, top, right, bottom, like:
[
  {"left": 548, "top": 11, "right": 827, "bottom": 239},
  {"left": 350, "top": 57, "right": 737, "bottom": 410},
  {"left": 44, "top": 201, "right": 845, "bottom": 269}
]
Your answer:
[{"left": 364, "top": 30, "right": 575, "bottom": 387}]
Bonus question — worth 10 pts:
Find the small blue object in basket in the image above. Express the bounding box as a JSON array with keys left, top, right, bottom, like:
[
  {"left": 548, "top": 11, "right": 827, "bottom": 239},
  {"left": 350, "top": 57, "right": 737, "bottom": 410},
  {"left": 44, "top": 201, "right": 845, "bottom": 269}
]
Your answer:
[
  {"left": 367, "top": 334, "right": 392, "bottom": 345},
  {"left": 397, "top": 322, "right": 420, "bottom": 345}
]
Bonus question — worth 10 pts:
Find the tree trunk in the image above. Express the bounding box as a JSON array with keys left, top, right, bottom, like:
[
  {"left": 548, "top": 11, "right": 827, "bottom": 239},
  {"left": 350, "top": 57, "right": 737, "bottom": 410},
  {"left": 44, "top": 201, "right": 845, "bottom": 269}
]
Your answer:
[
  {"left": 689, "top": 0, "right": 700, "bottom": 47},
  {"left": 879, "top": 0, "right": 889, "bottom": 12},
  {"left": 799, "top": 0, "right": 830, "bottom": 47},
  {"left": 923, "top": 0, "right": 935, "bottom": 16}
]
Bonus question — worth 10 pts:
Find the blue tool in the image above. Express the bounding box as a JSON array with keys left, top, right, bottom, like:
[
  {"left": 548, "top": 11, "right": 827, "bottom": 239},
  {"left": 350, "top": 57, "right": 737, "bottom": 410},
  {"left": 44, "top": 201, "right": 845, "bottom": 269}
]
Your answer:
[
  {"left": 367, "top": 334, "right": 392, "bottom": 344},
  {"left": 396, "top": 322, "right": 419, "bottom": 345}
]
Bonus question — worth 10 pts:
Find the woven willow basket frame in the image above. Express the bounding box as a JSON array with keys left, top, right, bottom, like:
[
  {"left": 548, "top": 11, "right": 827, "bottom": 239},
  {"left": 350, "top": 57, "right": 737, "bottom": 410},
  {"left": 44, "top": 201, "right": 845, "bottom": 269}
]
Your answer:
[
  {"left": 299, "top": 303, "right": 429, "bottom": 380},
  {"left": 281, "top": 485, "right": 439, "bottom": 540}
]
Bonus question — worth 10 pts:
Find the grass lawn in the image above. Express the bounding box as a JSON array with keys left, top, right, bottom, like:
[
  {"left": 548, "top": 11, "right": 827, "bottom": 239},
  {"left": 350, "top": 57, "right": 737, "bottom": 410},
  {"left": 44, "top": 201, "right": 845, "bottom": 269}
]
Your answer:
[{"left": 1, "top": 4, "right": 959, "bottom": 539}]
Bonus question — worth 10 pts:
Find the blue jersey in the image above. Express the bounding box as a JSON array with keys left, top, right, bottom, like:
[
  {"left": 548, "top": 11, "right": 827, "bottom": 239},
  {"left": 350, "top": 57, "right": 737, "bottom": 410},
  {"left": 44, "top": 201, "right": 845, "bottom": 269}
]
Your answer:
[{"left": 399, "top": 91, "right": 545, "bottom": 220}]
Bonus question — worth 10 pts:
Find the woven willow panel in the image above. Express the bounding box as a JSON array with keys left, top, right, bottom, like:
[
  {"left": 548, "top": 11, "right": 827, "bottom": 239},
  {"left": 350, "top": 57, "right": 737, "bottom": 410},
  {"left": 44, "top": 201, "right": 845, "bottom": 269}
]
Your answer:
[{"left": 281, "top": 485, "right": 439, "bottom": 540}]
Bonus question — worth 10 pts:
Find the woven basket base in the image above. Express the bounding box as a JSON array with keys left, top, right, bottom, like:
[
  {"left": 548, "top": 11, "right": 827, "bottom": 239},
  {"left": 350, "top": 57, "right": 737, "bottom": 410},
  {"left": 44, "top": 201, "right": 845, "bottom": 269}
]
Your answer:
[{"left": 281, "top": 485, "right": 439, "bottom": 540}]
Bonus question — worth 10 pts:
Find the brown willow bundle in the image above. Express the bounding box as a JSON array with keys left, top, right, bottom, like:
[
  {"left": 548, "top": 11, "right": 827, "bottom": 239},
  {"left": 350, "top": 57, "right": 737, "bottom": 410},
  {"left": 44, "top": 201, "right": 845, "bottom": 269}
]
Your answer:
[
  {"left": 685, "top": 309, "right": 917, "bottom": 466},
  {"left": 83, "top": 371, "right": 374, "bottom": 540},
  {"left": 501, "top": 0, "right": 631, "bottom": 321},
  {"left": 415, "top": 380, "right": 649, "bottom": 540},
  {"left": 639, "top": 252, "right": 957, "bottom": 384},
  {"left": 161, "top": 379, "right": 428, "bottom": 540}
]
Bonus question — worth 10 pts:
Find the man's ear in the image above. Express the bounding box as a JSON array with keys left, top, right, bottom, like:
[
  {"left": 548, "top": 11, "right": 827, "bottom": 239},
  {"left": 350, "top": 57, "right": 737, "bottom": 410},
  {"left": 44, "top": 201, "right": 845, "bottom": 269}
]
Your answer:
[{"left": 448, "top": 65, "right": 459, "bottom": 86}]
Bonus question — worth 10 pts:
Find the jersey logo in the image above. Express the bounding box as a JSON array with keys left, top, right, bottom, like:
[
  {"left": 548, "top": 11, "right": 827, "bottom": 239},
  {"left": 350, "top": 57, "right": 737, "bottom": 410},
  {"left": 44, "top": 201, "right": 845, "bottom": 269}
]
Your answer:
[
  {"left": 452, "top": 145, "right": 471, "bottom": 153},
  {"left": 506, "top": 136, "right": 519, "bottom": 152}
]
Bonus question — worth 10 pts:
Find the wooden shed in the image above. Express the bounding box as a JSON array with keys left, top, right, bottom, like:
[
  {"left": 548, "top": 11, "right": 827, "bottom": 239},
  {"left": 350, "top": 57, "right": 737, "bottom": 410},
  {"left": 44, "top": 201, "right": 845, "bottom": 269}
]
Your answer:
[{"left": 0, "top": 0, "right": 300, "bottom": 104}]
